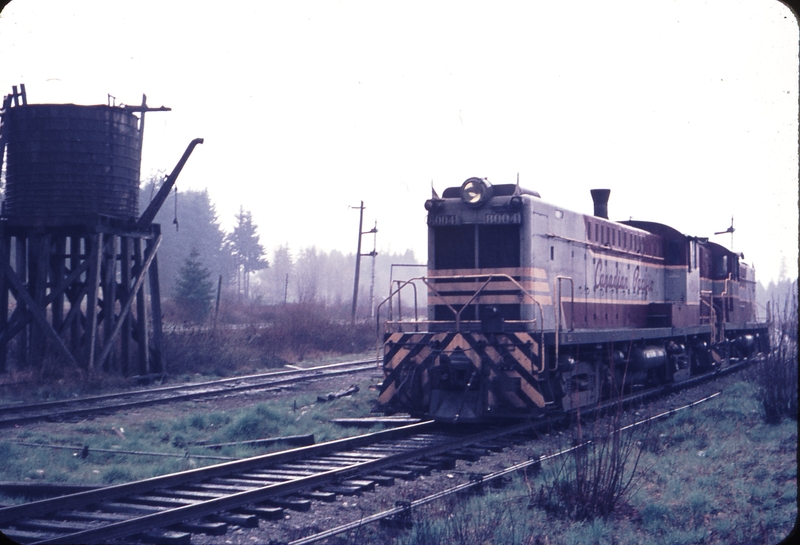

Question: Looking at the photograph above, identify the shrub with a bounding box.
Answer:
[161,328,259,376]
[532,372,650,521]
[161,301,374,377]
[753,285,798,424]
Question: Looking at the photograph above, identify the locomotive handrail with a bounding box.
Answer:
[554,276,575,372]
[387,263,427,320]
[420,273,544,332]
[375,278,424,365]
[420,275,495,331]
[700,290,718,343]
[380,273,543,329]
[375,279,421,334]
[392,279,421,324]
[376,273,546,371]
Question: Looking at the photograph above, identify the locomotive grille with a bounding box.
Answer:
[433,224,521,269]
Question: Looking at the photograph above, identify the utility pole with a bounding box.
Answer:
[350,202,378,325]
[368,220,378,318]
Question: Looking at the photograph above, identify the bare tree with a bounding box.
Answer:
[294,246,320,304]
[258,244,294,304]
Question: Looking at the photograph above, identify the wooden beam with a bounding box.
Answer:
[51,236,66,331]
[69,237,83,355]
[134,238,149,375]
[96,233,161,371]
[0,244,93,355]
[15,235,27,364]
[102,236,117,372]
[84,233,103,371]
[0,229,8,373]
[0,243,79,368]
[28,235,50,365]
[59,284,89,339]
[120,237,131,375]
[147,227,164,374]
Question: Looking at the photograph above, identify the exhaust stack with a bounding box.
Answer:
[590,189,610,219]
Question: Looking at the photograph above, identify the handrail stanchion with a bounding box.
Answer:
[554,276,574,372]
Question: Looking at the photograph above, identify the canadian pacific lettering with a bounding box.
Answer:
[592,261,653,294]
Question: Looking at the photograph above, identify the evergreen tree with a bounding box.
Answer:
[226,207,269,299]
[174,248,215,321]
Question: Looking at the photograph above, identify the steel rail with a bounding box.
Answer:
[0,358,373,412]
[289,391,724,545]
[0,359,375,427]
[0,421,434,526]
[5,421,539,545]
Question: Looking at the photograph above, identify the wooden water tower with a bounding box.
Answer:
[0,85,202,376]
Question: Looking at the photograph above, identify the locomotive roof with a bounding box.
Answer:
[620,220,686,240]
[704,239,746,260]
[441,183,541,199]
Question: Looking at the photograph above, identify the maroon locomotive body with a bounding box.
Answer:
[379,178,767,421]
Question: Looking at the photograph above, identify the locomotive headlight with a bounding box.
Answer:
[461,177,492,206]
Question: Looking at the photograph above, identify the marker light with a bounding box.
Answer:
[425,199,442,211]
[460,177,492,206]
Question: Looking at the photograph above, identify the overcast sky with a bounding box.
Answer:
[0,0,797,286]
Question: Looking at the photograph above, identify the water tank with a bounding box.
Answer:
[2,103,142,223]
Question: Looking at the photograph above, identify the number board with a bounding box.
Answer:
[428,214,457,226]
[484,212,521,225]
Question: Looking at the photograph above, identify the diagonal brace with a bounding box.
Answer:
[0,258,91,347]
[0,245,79,367]
[96,233,162,369]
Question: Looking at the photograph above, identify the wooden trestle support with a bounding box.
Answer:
[0,218,165,376]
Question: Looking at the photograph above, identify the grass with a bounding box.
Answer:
[361,376,796,545]
[0,375,381,488]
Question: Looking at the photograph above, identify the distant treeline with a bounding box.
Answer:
[141,177,421,320]
[756,276,798,322]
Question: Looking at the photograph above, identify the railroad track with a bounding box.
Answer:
[0,359,376,428]
[290,391,726,545]
[0,357,758,544]
[0,420,535,544]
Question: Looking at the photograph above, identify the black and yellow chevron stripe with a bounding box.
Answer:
[379,331,548,418]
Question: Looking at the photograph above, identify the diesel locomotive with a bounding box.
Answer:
[377,177,768,422]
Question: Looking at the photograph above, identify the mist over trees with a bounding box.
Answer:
[254,245,420,315]
[140,176,422,322]
[756,258,798,322]
[140,176,230,297]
